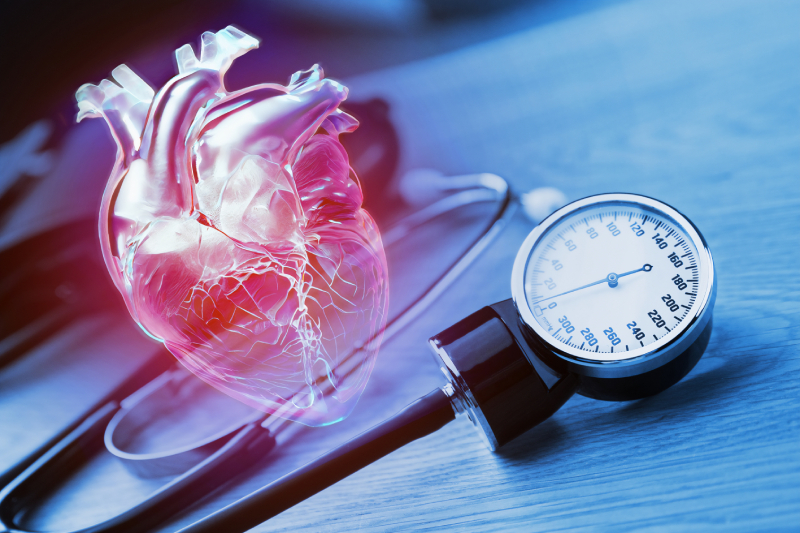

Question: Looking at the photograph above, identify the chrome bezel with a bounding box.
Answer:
[511,193,716,378]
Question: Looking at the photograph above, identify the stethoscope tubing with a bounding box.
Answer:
[0,178,519,533]
[178,389,456,533]
[0,348,172,490]
[0,401,273,533]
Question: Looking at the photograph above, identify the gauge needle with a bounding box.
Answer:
[533,263,652,304]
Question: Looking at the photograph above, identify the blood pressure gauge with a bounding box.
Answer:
[431,193,716,450]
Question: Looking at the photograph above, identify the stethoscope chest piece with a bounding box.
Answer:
[431,193,716,450]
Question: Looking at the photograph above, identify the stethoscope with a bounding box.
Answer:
[0,183,716,533]
[0,171,515,533]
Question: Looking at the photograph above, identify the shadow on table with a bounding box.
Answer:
[493,329,755,464]
[493,417,570,463]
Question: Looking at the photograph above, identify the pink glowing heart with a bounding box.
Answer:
[76,27,388,426]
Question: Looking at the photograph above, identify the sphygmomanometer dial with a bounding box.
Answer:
[512,193,715,380]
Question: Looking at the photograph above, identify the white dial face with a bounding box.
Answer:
[523,200,707,362]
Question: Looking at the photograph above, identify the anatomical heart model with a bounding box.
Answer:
[76,27,389,426]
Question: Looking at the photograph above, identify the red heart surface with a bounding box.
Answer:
[76,27,389,426]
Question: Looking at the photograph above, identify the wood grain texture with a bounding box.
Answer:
[1,0,798,531]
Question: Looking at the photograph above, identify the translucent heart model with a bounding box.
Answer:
[76,27,389,426]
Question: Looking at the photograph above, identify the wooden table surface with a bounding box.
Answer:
[1,0,798,531]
